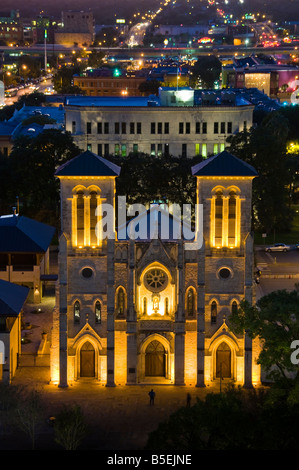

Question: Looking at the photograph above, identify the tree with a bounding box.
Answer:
[18,92,47,107]
[7,129,81,225]
[229,289,299,384]
[53,66,83,93]
[146,384,299,450]
[15,389,43,450]
[0,150,11,214]
[0,92,47,122]
[106,153,201,209]
[17,56,43,81]
[58,84,85,95]
[138,79,161,96]
[0,383,23,438]
[146,385,288,450]
[0,71,18,88]
[87,50,105,69]
[190,55,222,88]
[22,114,56,126]
[227,112,293,234]
[53,404,87,450]
[279,104,299,142]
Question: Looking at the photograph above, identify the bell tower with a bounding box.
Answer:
[50,150,120,387]
[191,151,259,387]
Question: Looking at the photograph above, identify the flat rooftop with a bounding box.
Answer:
[64,87,255,108]
[65,96,157,107]
[223,63,299,73]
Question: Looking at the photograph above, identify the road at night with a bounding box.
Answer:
[255,246,299,301]
[3,78,53,106]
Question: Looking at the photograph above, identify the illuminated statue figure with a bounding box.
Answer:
[153,296,160,314]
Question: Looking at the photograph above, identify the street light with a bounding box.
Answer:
[2,70,11,86]
[20,64,28,86]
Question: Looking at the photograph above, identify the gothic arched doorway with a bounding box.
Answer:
[80,341,95,377]
[145,340,166,377]
[216,342,231,378]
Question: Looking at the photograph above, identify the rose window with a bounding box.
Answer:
[144,268,168,293]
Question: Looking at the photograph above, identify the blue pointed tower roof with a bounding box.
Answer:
[191,151,258,177]
[55,150,121,177]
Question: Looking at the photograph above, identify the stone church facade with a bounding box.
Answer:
[50,149,261,388]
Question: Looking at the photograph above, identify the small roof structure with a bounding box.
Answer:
[0,214,55,253]
[55,150,121,177]
[191,151,258,178]
[0,279,29,316]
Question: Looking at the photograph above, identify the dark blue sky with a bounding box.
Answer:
[1,1,299,23]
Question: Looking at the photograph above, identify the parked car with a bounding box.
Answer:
[265,243,291,252]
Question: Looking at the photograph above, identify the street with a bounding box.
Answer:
[4,77,53,106]
[255,245,299,300]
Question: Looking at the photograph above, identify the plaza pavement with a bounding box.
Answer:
[11,366,220,450]
[13,290,220,451]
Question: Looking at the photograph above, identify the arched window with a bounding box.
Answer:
[211,301,217,324]
[143,297,147,315]
[116,287,125,317]
[74,300,80,323]
[231,300,238,315]
[211,187,241,248]
[215,190,223,243]
[90,191,98,246]
[95,300,101,323]
[187,288,195,317]
[228,190,236,244]
[76,190,84,246]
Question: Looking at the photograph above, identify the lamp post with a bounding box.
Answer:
[1,70,11,87]
[44,29,48,74]
[20,64,28,86]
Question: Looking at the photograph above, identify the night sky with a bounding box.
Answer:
[0,0,138,22]
[1,0,299,20]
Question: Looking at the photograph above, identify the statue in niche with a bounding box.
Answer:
[152,295,160,314]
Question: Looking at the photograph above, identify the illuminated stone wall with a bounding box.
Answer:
[50,305,60,384]
[114,326,127,385]
[184,326,197,385]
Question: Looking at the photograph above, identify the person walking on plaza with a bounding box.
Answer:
[186,393,191,407]
[149,389,155,406]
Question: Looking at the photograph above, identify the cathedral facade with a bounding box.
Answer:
[50,149,261,388]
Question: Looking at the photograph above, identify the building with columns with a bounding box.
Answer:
[50,149,261,387]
